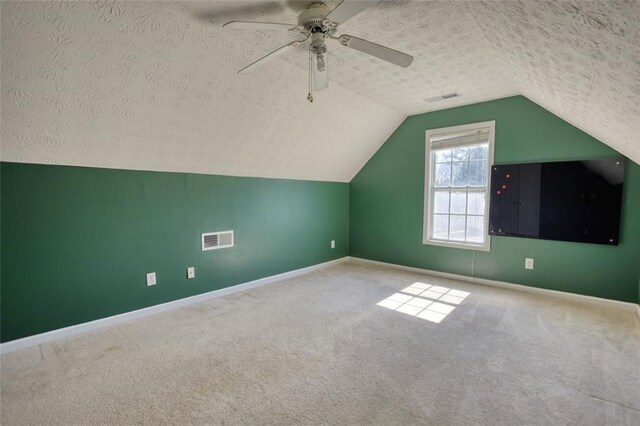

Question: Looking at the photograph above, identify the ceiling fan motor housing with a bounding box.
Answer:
[299,2,332,33]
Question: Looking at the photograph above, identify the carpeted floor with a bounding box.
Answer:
[2,260,639,425]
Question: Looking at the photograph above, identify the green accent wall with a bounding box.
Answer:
[1,163,349,342]
[350,96,640,303]
[2,96,638,344]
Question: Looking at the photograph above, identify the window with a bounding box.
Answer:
[423,121,495,251]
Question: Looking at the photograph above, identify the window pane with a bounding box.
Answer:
[433,214,449,240]
[450,190,466,214]
[450,215,466,241]
[435,149,452,163]
[434,163,451,187]
[451,162,469,186]
[469,160,487,187]
[478,161,487,186]
[469,144,488,160]
[467,191,485,215]
[466,216,485,243]
[468,160,480,186]
[452,147,469,162]
[434,190,450,214]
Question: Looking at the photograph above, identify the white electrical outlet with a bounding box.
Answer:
[525,258,534,270]
[146,272,157,286]
[331,240,336,249]
[187,267,195,279]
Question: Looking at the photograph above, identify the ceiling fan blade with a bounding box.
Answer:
[223,21,298,31]
[313,54,328,91]
[192,2,285,25]
[326,0,377,24]
[238,41,300,74]
[338,35,413,68]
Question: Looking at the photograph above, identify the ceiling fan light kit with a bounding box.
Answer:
[223,0,414,102]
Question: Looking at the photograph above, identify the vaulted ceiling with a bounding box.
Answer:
[2,1,639,182]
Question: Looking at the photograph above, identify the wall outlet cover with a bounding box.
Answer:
[146,272,157,286]
[525,258,534,270]
[187,267,195,279]
[331,240,336,249]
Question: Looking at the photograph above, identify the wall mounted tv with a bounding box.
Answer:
[489,158,625,245]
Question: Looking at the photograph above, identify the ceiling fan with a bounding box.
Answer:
[223,0,414,102]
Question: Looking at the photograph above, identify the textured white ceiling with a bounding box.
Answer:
[470,0,640,165]
[1,1,639,182]
[0,1,404,182]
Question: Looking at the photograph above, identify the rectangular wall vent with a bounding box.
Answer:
[425,92,461,102]
[201,230,234,251]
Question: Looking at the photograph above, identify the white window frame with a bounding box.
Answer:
[423,121,495,251]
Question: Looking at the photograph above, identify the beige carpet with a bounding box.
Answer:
[2,260,639,425]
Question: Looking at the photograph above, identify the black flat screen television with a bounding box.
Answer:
[489,158,625,245]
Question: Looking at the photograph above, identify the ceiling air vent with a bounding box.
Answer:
[425,92,461,102]
[201,230,234,251]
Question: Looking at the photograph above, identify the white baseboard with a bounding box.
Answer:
[348,257,639,314]
[0,257,349,355]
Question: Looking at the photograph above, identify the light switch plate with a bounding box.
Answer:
[331,240,336,249]
[146,272,157,286]
[187,267,195,279]
[525,258,534,270]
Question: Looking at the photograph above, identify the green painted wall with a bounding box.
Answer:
[350,96,640,303]
[2,96,638,344]
[1,163,349,342]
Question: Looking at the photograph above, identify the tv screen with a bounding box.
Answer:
[489,158,625,245]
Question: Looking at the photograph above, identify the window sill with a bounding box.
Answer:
[422,238,491,252]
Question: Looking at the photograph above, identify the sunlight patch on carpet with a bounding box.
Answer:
[376,282,470,323]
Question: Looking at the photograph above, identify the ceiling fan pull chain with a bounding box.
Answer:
[307,50,314,103]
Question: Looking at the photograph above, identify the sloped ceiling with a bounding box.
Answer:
[470,0,640,165]
[1,1,638,182]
